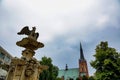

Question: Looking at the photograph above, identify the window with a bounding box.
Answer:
[0,52,5,59]
[4,56,10,63]
[0,61,2,65]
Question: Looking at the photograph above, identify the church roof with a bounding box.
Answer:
[58,68,79,80]
[80,43,85,60]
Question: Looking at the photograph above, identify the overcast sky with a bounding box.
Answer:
[0,0,120,75]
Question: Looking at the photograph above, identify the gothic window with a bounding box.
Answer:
[84,67,86,72]
[81,66,84,72]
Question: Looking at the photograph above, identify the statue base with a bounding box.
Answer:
[6,57,48,80]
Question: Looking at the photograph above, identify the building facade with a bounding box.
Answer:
[0,46,13,65]
[58,43,89,80]
[0,46,13,79]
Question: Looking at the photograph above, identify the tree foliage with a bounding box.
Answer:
[39,56,59,80]
[90,41,120,80]
[82,75,88,80]
[88,76,95,80]
[56,77,62,80]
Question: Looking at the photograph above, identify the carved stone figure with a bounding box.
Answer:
[17,26,39,40]
[25,58,37,77]
[6,26,48,80]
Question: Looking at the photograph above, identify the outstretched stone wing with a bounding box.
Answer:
[36,33,39,40]
[17,26,31,35]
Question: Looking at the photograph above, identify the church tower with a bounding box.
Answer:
[79,43,89,79]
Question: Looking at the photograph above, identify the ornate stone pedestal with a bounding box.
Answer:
[6,27,48,80]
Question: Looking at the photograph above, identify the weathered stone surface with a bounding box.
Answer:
[6,26,48,80]
[21,49,35,61]
[16,37,44,50]
[6,57,48,80]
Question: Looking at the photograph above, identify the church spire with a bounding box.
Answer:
[80,42,85,60]
[79,43,89,78]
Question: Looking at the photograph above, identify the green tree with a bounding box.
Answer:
[88,76,95,80]
[82,75,88,80]
[39,56,59,80]
[56,77,62,80]
[76,77,79,80]
[90,41,120,80]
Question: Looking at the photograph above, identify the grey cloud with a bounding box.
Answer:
[0,0,120,76]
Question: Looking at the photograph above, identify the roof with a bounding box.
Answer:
[80,43,85,60]
[58,68,79,80]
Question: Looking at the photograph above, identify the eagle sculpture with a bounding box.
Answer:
[17,26,39,40]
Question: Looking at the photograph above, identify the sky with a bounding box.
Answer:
[0,0,120,76]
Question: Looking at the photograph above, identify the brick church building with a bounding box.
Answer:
[58,43,89,80]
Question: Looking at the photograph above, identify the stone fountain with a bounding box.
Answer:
[6,26,48,80]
